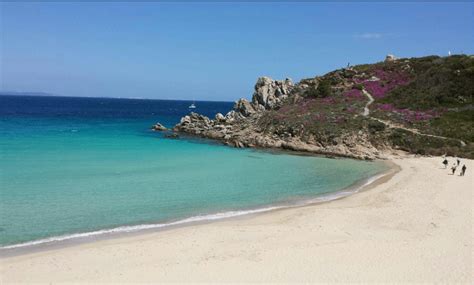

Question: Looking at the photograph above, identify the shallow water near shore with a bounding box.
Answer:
[0,95,387,249]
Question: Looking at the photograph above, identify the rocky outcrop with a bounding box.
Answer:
[169,55,474,160]
[173,77,293,137]
[173,112,233,140]
[252,77,294,110]
[218,77,295,120]
[151,122,167,131]
[172,74,386,160]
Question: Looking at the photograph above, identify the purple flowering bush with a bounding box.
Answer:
[373,103,445,124]
[354,68,411,98]
[343,89,364,99]
[261,88,367,135]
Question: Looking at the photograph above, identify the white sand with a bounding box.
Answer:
[1,156,472,283]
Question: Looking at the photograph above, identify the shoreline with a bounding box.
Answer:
[0,158,396,257]
[1,156,471,282]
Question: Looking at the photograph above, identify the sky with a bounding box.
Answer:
[1,2,473,101]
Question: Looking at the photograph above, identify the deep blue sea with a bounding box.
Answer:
[0,95,385,249]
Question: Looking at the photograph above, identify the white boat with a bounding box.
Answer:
[188,102,196,109]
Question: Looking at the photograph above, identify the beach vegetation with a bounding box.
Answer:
[258,55,474,158]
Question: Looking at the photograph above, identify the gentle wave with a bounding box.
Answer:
[1,170,391,251]
[0,206,283,250]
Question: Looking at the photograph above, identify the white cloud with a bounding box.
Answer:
[354,33,383,39]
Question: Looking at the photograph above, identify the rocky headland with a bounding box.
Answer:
[171,55,474,160]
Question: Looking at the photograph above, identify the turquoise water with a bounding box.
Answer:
[0,95,385,248]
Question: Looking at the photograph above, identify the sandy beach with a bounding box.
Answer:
[1,156,472,283]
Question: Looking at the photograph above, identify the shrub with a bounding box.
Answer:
[381,55,474,109]
[368,121,386,133]
[305,79,333,98]
[316,80,332,98]
[304,87,319,98]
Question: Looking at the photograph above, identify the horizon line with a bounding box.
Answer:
[0,93,235,103]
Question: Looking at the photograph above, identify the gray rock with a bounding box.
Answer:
[151,122,167,131]
[233,98,256,117]
[251,76,294,110]
[215,113,225,122]
[225,110,237,120]
[180,115,191,124]
[234,140,245,148]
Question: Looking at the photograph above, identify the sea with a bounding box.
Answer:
[0,95,387,249]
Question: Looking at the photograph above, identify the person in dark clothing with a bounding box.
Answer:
[457,159,460,166]
[461,165,467,176]
[443,159,448,169]
[451,164,457,175]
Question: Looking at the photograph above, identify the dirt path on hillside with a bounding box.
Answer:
[362,89,373,116]
[361,89,466,146]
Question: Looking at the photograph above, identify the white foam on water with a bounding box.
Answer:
[0,206,283,250]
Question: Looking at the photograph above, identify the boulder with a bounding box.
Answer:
[233,98,256,117]
[224,110,244,122]
[151,122,167,131]
[180,115,191,124]
[251,77,294,110]
[215,112,225,122]
[225,110,236,120]
[189,112,211,126]
[234,140,245,148]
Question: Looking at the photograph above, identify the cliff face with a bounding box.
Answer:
[174,55,474,159]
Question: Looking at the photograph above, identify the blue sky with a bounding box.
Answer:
[1,2,473,101]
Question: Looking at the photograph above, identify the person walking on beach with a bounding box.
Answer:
[451,164,457,175]
[443,158,448,169]
[457,158,460,166]
[461,165,467,176]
